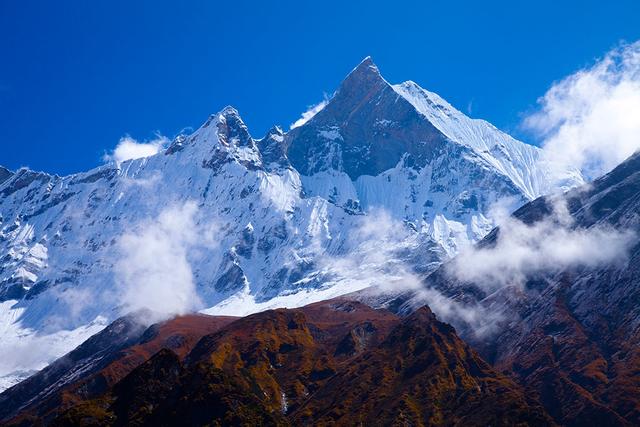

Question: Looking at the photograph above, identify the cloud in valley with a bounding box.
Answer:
[0,316,108,391]
[447,197,636,291]
[318,209,501,336]
[316,209,420,290]
[526,41,640,182]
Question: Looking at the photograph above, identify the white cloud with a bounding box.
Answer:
[0,313,108,391]
[121,171,162,189]
[319,209,414,288]
[0,202,218,388]
[526,41,640,181]
[114,201,217,322]
[447,197,636,291]
[290,95,330,129]
[103,134,169,164]
[314,209,500,336]
[42,286,98,331]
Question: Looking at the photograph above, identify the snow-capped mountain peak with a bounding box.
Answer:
[258,126,289,169]
[0,58,581,391]
[215,106,255,148]
[166,106,263,171]
[336,55,388,99]
[285,58,583,243]
[286,57,582,200]
[287,57,446,179]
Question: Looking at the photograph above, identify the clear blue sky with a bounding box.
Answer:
[1,0,639,175]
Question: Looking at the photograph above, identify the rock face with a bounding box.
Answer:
[287,57,564,200]
[1,299,551,426]
[0,57,580,390]
[417,152,640,426]
[287,57,448,179]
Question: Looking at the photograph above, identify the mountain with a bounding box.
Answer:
[0,57,580,390]
[1,299,551,426]
[288,57,563,198]
[0,312,237,424]
[406,151,640,425]
[285,57,582,255]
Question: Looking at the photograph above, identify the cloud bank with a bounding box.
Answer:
[114,201,217,322]
[527,41,640,181]
[318,210,500,336]
[104,134,169,164]
[447,197,636,291]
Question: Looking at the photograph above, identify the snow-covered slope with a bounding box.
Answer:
[393,81,557,200]
[0,57,580,390]
[286,57,583,253]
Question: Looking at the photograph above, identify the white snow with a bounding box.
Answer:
[393,81,585,198]
[318,127,342,141]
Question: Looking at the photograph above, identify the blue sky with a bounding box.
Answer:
[1,0,639,175]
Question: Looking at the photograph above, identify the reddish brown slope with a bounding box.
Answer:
[84,313,237,390]
[494,285,638,427]
[13,299,552,426]
[184,299,401,415]
[293,307,550,426]
[3,313,236,425]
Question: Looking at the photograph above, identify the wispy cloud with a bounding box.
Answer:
[446,196,636,291]
[466,98,474,115]
[103,134,169,164]
[290,95,330,129]
[314,209,501,336]
[114,201,217,323]
[526,40,640,182]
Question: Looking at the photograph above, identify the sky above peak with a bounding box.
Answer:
[1,0,640,175]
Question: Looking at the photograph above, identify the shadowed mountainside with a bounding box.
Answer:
[2,299,550,426]
[395,152,640,426]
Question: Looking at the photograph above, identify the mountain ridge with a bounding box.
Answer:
[0,57,581,391]
[395,150,640,425]
[0,298,552,426]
